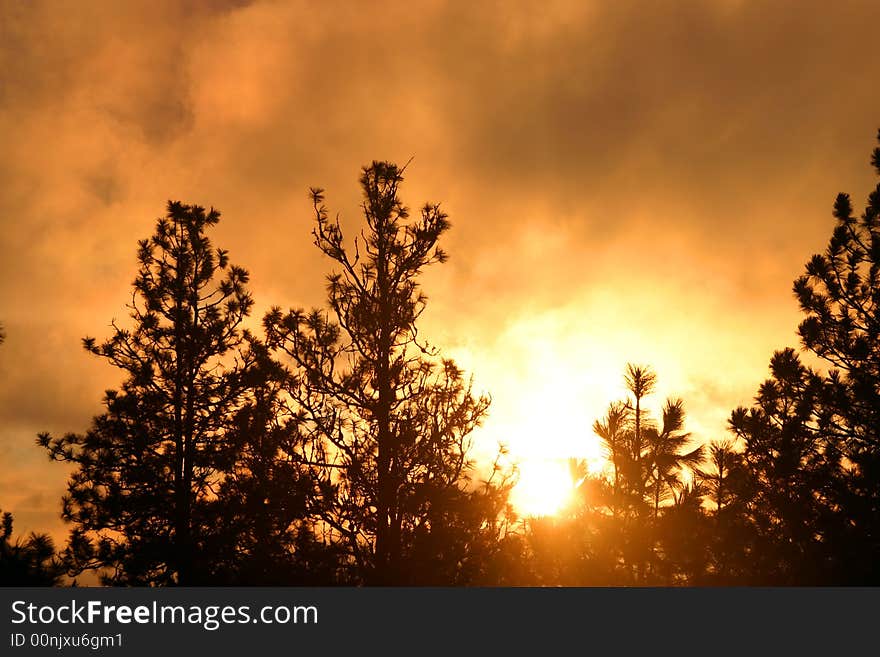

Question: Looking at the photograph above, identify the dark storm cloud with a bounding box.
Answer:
[2,0,880,538]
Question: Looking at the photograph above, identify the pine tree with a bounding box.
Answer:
[0,509,63,585]
[265,162,510,584]
[584,365,705,583]
[792,130,880,581]
[728,349,843,583]
[39,201,255,585]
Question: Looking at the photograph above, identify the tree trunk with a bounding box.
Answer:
[372,209,397,586]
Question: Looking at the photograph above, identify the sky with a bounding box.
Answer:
[2,0,880,535]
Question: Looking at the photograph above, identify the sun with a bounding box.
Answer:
[446,320,627,518]
[511,459,578,517]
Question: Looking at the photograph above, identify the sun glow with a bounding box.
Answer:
[511,459,578,517]
[440,291,746,517]
[443,309,648,518]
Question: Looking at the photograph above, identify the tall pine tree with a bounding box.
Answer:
[265,162,511,584]
[39,201,255,585]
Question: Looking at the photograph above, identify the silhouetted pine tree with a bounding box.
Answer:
[694,439,756,583]
[728,349,843,584]
[724,131,880,584]
[0,509,63,586]
[265,162,512,585]
[569,365,706,584]
[622,364,656,517]
[38,202,256,585]
[791,130,880,582]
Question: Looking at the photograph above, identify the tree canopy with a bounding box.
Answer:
[264,162,512,585]
[9,132,880,586]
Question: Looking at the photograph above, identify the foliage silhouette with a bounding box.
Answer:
[0,509,63,586]
[38,202,258,585]
[727,350,841,583]
[207,349,340,585]
[792,131,880,583]
[16,129,880,587]
[264,162,513,585]
[728,131,880,584]
[555,365,707,584]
